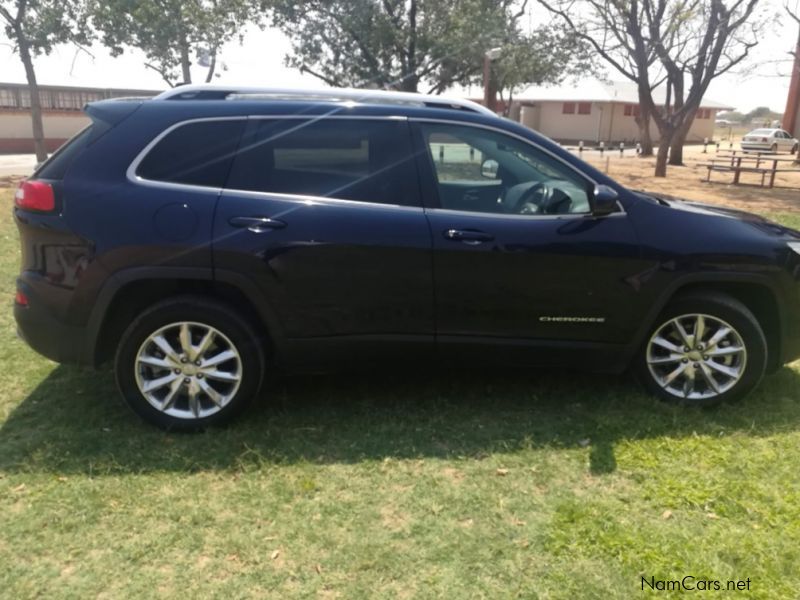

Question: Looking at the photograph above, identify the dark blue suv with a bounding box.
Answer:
[13,85,800,429]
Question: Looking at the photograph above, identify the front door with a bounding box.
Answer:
[412,121,644,355]
[213,116,434,366]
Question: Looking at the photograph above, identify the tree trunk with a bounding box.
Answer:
[18,35,47,163]
[205,50,217,83]
[635,113,654,156]
[668,117,695,166]
[398,74,418,93]
[635,84,654,156]
[180,42,192,84]
[654,135,672,177]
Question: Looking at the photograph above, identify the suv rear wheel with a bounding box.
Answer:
[637,292,767,407]
[115,296,264,430]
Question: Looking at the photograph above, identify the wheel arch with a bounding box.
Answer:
[628,274,785,373]
[88,267,284,366]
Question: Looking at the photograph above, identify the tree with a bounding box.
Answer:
[0,0,89,162]
[744,105,781,125]
[539,0,666,156]
[270,0,527,93]
[541,0,765,176]
[488,30,593,116]
[91,0,257,87]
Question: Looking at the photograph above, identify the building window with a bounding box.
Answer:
[623,104,641,117]
[696,108,711,119]
[577,102,591,115]
[562,102,575,114]
[0,89,16,108]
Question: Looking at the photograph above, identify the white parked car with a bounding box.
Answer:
[740,128,799,154]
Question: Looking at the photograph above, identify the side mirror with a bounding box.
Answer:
[592,184,619,216]
[480,159,499,179]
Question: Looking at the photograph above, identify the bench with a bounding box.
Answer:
[700,156,800,188]
[701,164,772,186]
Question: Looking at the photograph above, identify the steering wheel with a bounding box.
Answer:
[500,180,573,215]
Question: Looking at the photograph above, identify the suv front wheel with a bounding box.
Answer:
[637,292,767,407]
[115,296,264,430]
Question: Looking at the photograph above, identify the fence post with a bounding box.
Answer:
[599,141,604,157]
[703,137,708,153]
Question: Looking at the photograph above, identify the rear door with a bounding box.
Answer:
[213,116,434,367]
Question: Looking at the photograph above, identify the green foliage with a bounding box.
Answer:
[91,0,258,85]
[270,0,524,93]
[488,29,593,102]
[0,0,89,56]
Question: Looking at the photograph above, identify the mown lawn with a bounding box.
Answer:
[1,188,799,598]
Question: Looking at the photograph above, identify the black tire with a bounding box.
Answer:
[636,292,767,407]
[792,144,799,154]
[770,143,778,153]
[115,295,265,430]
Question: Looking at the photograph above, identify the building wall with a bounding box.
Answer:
[0,110,90,153]
[518,101,719,144]
[0,82,158,154]
[531,101,607,142]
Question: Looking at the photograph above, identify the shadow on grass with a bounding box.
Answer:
[1,363,799,476]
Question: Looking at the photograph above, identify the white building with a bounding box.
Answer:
[510,79,733,144]
[0,82,159,153]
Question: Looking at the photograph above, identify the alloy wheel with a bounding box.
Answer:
[646,313,747,401]
[134,321,243,419]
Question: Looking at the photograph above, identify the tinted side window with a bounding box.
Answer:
[227,119,419,206]
[137,120,246,187]
[35,125,93,180]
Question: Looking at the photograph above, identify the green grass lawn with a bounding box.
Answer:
[1,188,800,598]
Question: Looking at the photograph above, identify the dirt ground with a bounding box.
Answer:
[2,144,798,213]
[578,144,800,214]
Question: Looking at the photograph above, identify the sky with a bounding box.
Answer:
[1,1,798,114]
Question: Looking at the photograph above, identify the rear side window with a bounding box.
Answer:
[226,119,419,206]
[35,125,94,180]
[136,119,246,187]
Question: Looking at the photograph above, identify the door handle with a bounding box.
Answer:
[228,216,286,233]
[443,229,494,244]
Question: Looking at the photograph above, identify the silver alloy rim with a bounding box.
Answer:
[134,321,243,420]
[646,313,747,400]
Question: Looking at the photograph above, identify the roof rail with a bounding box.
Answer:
[153,84,495,116]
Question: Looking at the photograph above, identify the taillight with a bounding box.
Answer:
[761,137,768,142]
[15,180,55,212]
[14,290,29,307]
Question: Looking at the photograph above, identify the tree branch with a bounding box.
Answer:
[144,61,176,87]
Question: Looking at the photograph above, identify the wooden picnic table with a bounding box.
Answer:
[700,154,800,188]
